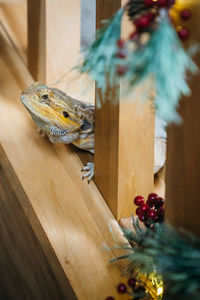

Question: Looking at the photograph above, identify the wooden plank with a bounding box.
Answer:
[45,0,81,86]
[95,0,155,220]
[27,0,46,82]
[0,21,33,90]
[165,0,200,236]
[0,0,27,64]
[0,23,127,300]
[27,0,95,101]
[0,159,75,300]
[27,0,89,96]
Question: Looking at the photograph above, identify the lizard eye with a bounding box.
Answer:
[63,111,69,118]
[41,94,49,101]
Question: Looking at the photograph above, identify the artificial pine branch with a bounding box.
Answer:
[124,9,198,123]
[113,217,200,299]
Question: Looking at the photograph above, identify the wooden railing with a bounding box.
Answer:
[27,0,155,220]
[0,0,200,299]
[26,0,200,234]
[165,0,200,237]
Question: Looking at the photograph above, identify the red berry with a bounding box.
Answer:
[140,204,149,213]
[144,0,154,6]
[116,50,126,59]
[181,9,192,20]
[148,209,157,219]
[136,207,142,216]
[139,214,146,222]
[148,193,159,204]
[157,206,165,217]
[134,13,154,30]
[146,12,155,22]
[139,15,151,28]
[146,199,152,207]
[105,297,115,300]
[157,0,168,7]
[134,196,145,206]
[128,277,136,288]
[178,27,189,39]
[117,39,125,48]
[116,65,128,76]
[156,197,165,207]
[134,19,141,29]
[117,283,127,294]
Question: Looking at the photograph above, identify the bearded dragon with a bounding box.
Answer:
[21,82,166,182]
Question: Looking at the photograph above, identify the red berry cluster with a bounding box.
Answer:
[116,1,192,77]
[133,0,175,33]
[105,277,146,300]
[116,0,177,77]
[134,193,165,226]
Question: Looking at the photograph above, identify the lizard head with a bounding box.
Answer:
[21,82,85,136]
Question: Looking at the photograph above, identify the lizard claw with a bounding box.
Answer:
[81,162,94,183]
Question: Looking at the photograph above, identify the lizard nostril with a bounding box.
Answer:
[63,111,69,118]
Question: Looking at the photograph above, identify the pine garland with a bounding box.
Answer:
[124,10,198,123]
[112,217,200,300]
[77,2,198,123]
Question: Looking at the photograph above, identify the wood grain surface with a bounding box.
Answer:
[0,159,75,300]
[0,0,27,64]
[165,0,200,236]
[0,22,128,300]
[94,0,155,220]
[28,0,46,82]
[27,0,95,102]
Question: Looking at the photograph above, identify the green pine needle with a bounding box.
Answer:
[78,8,124,94]
[77,7,198,124]
[124,10,198,123]
[115,217,200,299]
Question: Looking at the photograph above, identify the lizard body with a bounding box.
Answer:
[21,82,166,181]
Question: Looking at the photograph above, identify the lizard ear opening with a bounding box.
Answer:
[63,111,69,118]
[81,120,92,132]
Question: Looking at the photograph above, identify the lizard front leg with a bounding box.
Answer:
[81,162,94,183]
[73,134,95,183]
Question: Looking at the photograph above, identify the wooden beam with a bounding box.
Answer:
[27,0,94,164]
[27,0,46,82]
[165,0,200,236]
[27,0,81,89]
[0,23,127,300]
[94,0,155,220]
[0,155,76,300]
[0,0,27,65]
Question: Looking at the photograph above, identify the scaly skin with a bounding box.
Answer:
[21,82,95,181]
[21,82,166,182]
